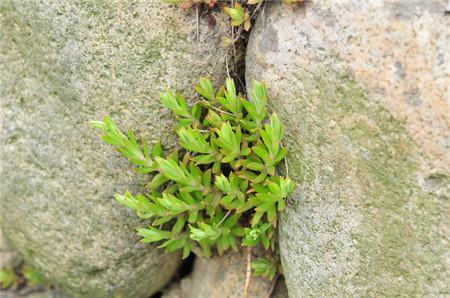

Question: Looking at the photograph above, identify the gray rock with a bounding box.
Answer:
[163,250,288,298]
[0,1,229,297]
[0,288,68,298]
[246,1,450,297]
[0,230,21,269]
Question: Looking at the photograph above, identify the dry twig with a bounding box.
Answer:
[196,4,200,42]
[243,246,252,298]
[265,273,280,298]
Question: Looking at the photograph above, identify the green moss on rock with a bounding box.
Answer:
[246,3,449,296]
[0,1,230,297]
[259,67,448,297]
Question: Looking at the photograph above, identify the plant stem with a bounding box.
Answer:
[198,101,233,116]
[217,209,232,226]
[280,141,289,177]
[243,246,252,298]
[196,4,200,42]
[265,272,280,298]
[250,0,264,19]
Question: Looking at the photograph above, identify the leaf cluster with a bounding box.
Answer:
[0,265,46,290]
[251,257,278,280]
[92,78,295,262]
[0,268,16,289]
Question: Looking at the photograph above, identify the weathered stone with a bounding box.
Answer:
[0,1,229,297]
[0,230,21,269]
[246,1,449,297]
[162,251,288,298]
[0,288,68,298]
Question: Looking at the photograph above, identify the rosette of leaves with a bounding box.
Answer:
[92,78,295,264]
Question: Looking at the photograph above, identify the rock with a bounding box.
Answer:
[0,230,21,269]
[162,251,288,298]
[0,1,229,297]
[0,288,68,298]
[246,1,449,297]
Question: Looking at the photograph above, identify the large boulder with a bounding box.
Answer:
[0,1,229,297]
[246,1,449,297]
[162,251,288,298]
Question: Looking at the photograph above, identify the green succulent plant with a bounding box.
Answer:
[92,78,295,263]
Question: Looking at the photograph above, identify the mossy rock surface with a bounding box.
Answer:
[246,1,449,297]
[0,1,229,297]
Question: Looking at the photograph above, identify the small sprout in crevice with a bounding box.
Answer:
[224,3,251,31]
[0,265,47,290]
[22,266,46,287]
[0,268,18,289]
[92,77,295,279]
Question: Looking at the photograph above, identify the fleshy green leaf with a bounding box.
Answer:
[138,227,172,243]
[0,268,18,289]
[115,192,154,219]
[91,116,154,172]
[189,223,221,242]
[252,258,277,280]
[217,78,242,115]
[23,266,46,286]
[223,3,245,27]
[156,157,186,182]
[178,127,211,153]
[215,122,241,156]
[195,77,215,101]
[160,89,190,118]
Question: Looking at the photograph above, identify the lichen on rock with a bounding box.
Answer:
[0,1,230,297]
[246,1,450,297]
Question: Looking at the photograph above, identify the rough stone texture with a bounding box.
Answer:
[247,1,449,297]
[1,291,52,298]
[1,288,68,298]
[1,230,67,298]
[0,230,21,269]
[0,1,229,297]
[162,251,288,298]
